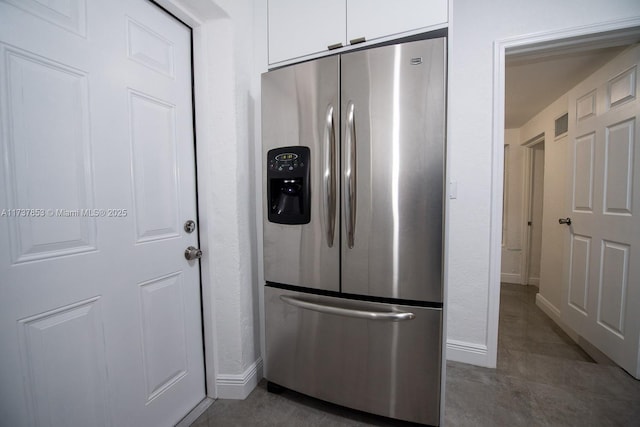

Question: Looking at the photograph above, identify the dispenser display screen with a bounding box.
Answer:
[269,152,304,172]
[275,153,298,162]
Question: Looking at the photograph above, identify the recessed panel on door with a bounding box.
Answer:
[604,119,634,215]
[597,241,629,337]
[572,133,595,212]
[129,90,180,243]
[126,17,175,78]
[569,234,590,314]
[18,298,109,427]
[139,272,188,402]
[2,46,96,263]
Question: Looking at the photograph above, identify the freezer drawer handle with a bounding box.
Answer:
[280,295,415,322]
[344,101,357,248]
[323,104,337,247]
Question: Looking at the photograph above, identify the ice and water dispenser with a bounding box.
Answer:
[266,146,311,224]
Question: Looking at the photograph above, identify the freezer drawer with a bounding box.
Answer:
[265,286,442,426]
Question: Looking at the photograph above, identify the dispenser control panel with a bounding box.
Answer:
[266,146,310,225]
[269,152,305,172]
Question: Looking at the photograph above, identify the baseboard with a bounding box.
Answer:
[535,293,578,342]
[216,357,263,400]
[446,339,489,366]
[175,397,214,427]
[500,273,522,284]
[527,277,540,286]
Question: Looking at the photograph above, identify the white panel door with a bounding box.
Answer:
[0,0,205,426]
[562,45,640,378]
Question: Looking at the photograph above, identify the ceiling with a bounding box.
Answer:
[504,29,640,129]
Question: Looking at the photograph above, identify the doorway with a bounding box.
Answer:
[495,24,640,375]
[524,137,545,287]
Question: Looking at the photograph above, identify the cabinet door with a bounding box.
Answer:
[347,0,447,44]
[268,0,346,64]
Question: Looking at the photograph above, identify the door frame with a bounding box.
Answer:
[488,17,640,367]
[150,0,230,400]
[520,133,545,286]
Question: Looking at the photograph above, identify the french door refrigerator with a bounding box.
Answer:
[262,37,446,426]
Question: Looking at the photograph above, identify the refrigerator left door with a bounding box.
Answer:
[262,56,340,292]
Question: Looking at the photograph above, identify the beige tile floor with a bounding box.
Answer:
[190,284,640,426]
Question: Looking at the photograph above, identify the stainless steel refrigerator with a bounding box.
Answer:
[262,37,446,426]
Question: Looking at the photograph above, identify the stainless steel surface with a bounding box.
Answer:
[341,38,446,302]
[279,295,415,321]
[322,105,336,248]
[327,42,343,50]
[262,37,446,426]
[262,56,340,292]
[559,217,572,226]
[184,246,202,260]
[266,286,442,426]
[184,220,196,233]
[344,101,357,249]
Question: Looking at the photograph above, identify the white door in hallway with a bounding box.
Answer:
[562,45,640,378]
[527,141,545,285]
[0,0,205,425]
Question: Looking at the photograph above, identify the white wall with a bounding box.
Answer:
[159,0,268,398]
[447,0,640,367]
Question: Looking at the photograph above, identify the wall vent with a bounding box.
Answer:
[555,113,568,138]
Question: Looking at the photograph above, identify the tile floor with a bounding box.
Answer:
[190,284,640,426]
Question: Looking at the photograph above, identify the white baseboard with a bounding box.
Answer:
[216,357,263,400]
[500,273,521,284]
[175,397,214,427]
[528,276,540,286]
[535,293,578,342]
[446,339,490,366]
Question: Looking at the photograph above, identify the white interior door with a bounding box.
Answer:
[527,142,545,285]
[562,45,640,378]
[0,0,206,425]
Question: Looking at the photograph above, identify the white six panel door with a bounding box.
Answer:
[563,45,640,378]
[0,0,205,425]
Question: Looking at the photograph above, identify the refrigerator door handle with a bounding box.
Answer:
[323,104,337,247]
[344,101,357,248]
[280,295,416,321]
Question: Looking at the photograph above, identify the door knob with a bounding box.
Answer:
[184,246,202,261]
[558,217,572,226]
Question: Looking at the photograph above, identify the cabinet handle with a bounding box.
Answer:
[327,42,343,50]
[349,37,366,45]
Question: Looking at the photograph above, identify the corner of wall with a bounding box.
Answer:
[446,339,491,367]
[216,358,264,400]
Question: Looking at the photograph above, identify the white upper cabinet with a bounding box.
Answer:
[347,0,447,44]
[268,0,346,65]
[267,0,448,65]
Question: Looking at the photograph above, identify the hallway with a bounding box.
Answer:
[190,284,640,426]
[446,284,640,425]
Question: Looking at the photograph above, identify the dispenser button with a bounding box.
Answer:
[288,166,293,171]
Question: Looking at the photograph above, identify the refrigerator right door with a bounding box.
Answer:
[341,38,446,302]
